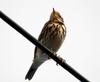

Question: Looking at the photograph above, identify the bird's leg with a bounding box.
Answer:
[48,53,57,59]
[48,48,56,59]
[56,55,66,66]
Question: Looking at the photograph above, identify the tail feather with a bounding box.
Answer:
[25,63,37,80]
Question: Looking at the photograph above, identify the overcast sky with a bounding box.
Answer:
[0,0,100,82]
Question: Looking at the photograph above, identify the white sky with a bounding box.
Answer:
[0,0,100,82]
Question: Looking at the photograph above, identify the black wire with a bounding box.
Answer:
[0,11,89,82]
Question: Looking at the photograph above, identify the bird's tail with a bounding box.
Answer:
[25,63,37,80]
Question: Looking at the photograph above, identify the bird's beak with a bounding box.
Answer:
[53,8,55,13]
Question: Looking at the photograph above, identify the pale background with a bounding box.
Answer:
[0,0,100,82]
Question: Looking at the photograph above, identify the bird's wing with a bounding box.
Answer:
[34,21,50,58]
[34,21,55,58]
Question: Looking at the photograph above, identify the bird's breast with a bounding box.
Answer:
[43,23,66,52]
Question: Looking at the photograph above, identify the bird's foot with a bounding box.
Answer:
[56,55,66,66]
[48,51,56,59]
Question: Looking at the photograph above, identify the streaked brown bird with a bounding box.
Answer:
[25,8,66,80]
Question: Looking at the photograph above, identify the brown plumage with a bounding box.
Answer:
[25,8,66,80]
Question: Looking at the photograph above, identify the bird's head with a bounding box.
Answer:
[50,8,64,23]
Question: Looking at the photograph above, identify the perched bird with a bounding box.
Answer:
[25,8,66,80]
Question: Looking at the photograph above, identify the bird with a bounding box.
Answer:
[25,8,66,80]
